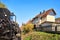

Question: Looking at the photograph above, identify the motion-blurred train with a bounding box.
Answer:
[0,3,21,40]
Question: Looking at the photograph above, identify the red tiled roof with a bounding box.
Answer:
[41,9,56,18]
[31,13,43,21]
[31,9,56,21]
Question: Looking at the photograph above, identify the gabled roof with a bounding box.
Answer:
[31,9,56,21]
[32,13,43,21]
[41,9,56,18]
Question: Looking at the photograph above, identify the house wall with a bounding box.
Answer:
[40,24,60,32]
[46,24,60,32]
[47,15,55,22]
[56,25,60,31]
[41,25,56,32]
[32,18,38,24]
[52,24,56,31]
[52,27,55,31]
[32,14,55,25]
[41,15,55,24]
[57,26,60,31]
[38,17,41,25]
[32,17,41,25]
[41,17,47,23]
[42,23,51,27]
[42,27,52,31]
[41,23,57,32]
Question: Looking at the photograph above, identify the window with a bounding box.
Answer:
[49,11,55,16]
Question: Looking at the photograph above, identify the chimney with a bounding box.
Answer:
[40,12,42,14]
[43,10,45,13]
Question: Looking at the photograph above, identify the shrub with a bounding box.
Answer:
[22,23,34,34]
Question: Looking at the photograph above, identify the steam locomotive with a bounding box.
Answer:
[0,8,21,40]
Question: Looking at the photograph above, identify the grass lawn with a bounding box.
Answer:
[23,31,60,40]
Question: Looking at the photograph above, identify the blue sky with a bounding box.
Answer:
[2,0,60,26]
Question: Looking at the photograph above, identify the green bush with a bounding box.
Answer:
[23,32,60,40]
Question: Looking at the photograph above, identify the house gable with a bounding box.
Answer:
[48,10,56,16]
[41,9,56,18]
[49,11,55,16]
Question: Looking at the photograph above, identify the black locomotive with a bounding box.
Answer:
[0,3,21,40]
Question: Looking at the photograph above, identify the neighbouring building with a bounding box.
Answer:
[27,9,60,33]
